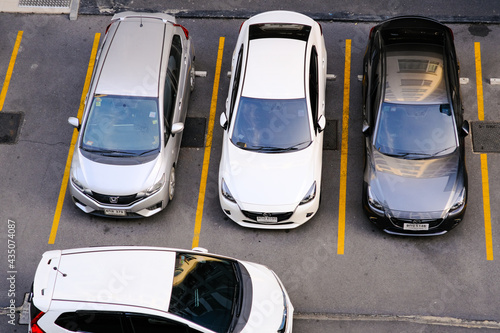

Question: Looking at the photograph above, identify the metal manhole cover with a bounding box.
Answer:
[471,121,500,153]
[0,112,23,144]
[181,117,206,148]
[19,0,70,7]
[323,119,338,150]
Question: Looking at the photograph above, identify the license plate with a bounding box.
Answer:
[403,223,429,231]
[257,216,278,223]
[104,209,126,216]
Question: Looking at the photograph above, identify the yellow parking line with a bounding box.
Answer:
[475,42,494,260]
[48,33,101,244]
[481,154,493,260]
[192,37,225,249]
[0,31,23,112]
[474,42,484,121]
[337,39,351,255]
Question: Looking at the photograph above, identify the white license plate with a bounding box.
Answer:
[257,216,278,223]
[403,223,429,231]
[104,209,126,216]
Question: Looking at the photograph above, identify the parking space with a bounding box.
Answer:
[0,13,499,332]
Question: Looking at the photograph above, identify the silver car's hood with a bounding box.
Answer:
[369,150,461,214]
[72,149,162,195]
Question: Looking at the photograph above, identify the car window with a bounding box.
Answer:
[55,312,124,333]
[81,95,160,154]
[228,46,244,126]
[375,102,457,156]
[169,253,239,333]
[128,314,201,333]
[163,35,183,143]
[309,46,319,130]
[231,97,311,151]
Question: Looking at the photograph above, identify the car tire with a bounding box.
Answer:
[168,166,176,202]
[189,63,195,92]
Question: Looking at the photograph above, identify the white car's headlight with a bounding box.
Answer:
[221,178,236,203]
[299,182,316,205]
[138,173,165,198]
[71,177,91,195]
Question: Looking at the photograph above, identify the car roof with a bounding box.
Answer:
[383,43,448,104]
[95,16,170,97]
[34,247,176,312]
[242,37,306,99]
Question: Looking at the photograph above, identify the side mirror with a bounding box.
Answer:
[461,120,469,136]
[68,117,80,130]
[171,122,184,137]
[362,121,371,136]
[317,115,326,133]
[220,112,228,130]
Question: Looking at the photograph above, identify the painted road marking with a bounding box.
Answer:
[474,42,493,261]
[0,31,23,112]
[48,33,101,244]
[338,39,351,255]
[192,37,225,249]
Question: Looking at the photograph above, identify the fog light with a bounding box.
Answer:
[224,209,231,215]
[306,212,313,217]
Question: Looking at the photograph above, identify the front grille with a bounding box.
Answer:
[90,192,140,205]
[241,211,293,223]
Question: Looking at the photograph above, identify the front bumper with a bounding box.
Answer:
[219,192,320,229]
[69,180,168,218]
[362,189,466,236]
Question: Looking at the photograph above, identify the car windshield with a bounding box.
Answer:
[169,253,240,333]
[81,95,160,156]
[230,97,311,151]
[375,102,457,157]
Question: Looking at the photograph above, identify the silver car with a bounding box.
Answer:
[68,12,195,217]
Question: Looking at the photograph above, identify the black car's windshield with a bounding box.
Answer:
[169,253,240,333]
[81,95,160,156]
[375,102,457,157]
[230,97,311,151]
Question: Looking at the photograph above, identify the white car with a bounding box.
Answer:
[28,246,293,333]
[219,11,327,229]
[68,12,195,218]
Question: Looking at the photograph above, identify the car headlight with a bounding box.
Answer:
[449,188,466,215]
[299,182,316,205]
[221,178,236,203]
[138,173,165,198]
[71,177,91,195]
[367,186,384,213]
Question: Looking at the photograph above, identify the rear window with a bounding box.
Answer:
[249,23,311,41]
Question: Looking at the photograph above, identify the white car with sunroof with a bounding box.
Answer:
[219,11,327,229]
[28,246,293,333]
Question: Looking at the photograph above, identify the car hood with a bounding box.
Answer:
[369,150,463,215]
[72,149,162,195]
[221,142,317,211]
[239,261,291,333]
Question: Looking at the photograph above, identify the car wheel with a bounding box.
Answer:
[189,63,195,92]
[168,166,176,201]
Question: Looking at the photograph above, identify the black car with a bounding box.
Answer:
[361,16,469,236]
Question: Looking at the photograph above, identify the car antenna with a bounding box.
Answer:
[140,15,143,28]
[53,267,67,277]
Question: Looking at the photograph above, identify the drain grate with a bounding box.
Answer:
[323,119,338,150]
[19,0,70,7]
[181,117,206,148]
[0,112,23,144]
[471,121,500,153]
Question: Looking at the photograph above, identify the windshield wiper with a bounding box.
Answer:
[383,151,432,159]
[138,148,159,156]
[430,146,456,157]
[81,147,137,156]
